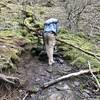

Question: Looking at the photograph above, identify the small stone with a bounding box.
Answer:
[56,84,70,91]
[32,85,40,93]
[46,65,53,73]
[82,91,90,98]
[83,89,90,94]
[36,77,40,81]
[30,94,36,100]
[74,81,80,86]
[19,89,23,93]
[63,84,70,90]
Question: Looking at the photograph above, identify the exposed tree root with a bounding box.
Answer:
[0,73,20,85]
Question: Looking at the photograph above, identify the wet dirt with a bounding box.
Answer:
[15,45,74,100]
[14,45,78,100]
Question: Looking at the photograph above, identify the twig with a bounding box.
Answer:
[22,92,29,100]
[43,68,99,88]
[88,61,100,91]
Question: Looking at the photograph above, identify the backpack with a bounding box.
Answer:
[44,18,59,34]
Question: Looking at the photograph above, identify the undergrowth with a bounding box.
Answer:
[58,28,100,70]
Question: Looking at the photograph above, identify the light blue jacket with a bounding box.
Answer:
[44,18,59,33]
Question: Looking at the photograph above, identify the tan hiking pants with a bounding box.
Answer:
[44,32,56,65]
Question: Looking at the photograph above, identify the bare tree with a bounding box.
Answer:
[63,0,100,36]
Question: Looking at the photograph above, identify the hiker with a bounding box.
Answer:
[43,18,59,66]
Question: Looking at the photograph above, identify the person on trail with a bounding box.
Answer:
[43,17,59,66]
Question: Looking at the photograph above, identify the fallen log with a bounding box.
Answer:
[56,38,100,61]
[43,68,100,88]
[0,73,19,85]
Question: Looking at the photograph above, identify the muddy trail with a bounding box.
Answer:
[0,44,100,100]
[16,45,76,100]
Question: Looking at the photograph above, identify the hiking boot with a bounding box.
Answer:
[46,65,53,73]
[52,62,56,67]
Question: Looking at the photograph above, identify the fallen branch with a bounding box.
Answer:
[0,73,19,85]
[88,61,100,91]
[43,68,100,88]
[22,92,29,100]
[56,38,100,61]
[0,2,11,10]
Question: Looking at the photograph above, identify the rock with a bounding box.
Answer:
[82,92,90,98]
[56,84,70,91]
[83,89,91,94]
[82,89,91,98]
[30,94,36,100]
[56,84,76,100]
[38,83,76,100]
[40,92,64,100]
[47,92,64,100]
[32,85,40,93]
[74,81,80,86]
[39,90,76,100]
[38,92,65,100]
[46,65,53,73]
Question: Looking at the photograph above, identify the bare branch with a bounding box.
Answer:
[88,61,100,91]
[43,68,99,88]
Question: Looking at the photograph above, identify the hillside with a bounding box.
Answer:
[0,0,100,100]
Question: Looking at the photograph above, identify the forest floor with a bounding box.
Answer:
[0,44,100,100]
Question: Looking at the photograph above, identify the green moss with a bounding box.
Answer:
[58,28,100,69]
[0,30,22,37]
[20,29,28,36]
[35,19,44,29]
[39,11,45,15]
[0,47,20,71]
[0,29,38,44]
[25,33,38,43]
[0,29,31,71]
